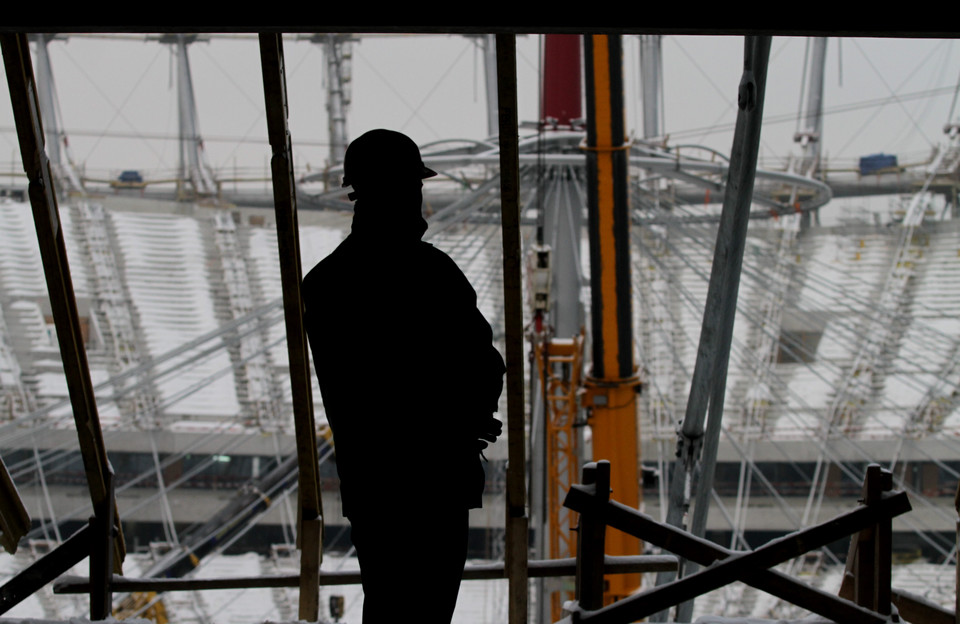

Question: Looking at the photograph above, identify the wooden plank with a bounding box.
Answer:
[298,515,321,618]
[872,466,892,616]
[496,33,528,624]
[54,556,678,594]
[856,465,881,610]
[567,490,910,624]
[257,33,322,623]
[891,587,956,624]
[841,464,896,616]
[839,522,858,601]
[89,469,116,620]
[576,462,610,611]
[0,32,125,569]
[0,453,30,555]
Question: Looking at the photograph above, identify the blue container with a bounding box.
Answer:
[859,153,898,175]
[118,170,143,183]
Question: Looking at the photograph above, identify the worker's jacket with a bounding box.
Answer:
[302,203,505,518]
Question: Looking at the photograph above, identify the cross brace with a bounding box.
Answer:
[564,480,910,624]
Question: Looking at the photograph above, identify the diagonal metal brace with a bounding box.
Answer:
[0,472,119,618]
[565,486,910,624]
[0,524,92,615]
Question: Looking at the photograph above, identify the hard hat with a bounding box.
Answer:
[342,129,437,188]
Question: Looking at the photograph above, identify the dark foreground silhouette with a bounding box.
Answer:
[302,129,505,623]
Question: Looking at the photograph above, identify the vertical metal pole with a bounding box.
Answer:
[483,34,499,139]
[582,33,641,605]
[32,36,64,175]
[544,174,585,338]
[639,35,663,140]
[660,36,771,624]
[796,37,828,228]
[258,33,322,623]
[166,34,215,198]
[497,33,529,624]
[29,32,87,200]
[323,34,351,167]
[797,37,828,167]
[177,37,197,195]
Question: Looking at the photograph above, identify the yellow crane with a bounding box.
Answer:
[532,33,642,618]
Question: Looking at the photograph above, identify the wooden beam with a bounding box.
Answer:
[496,33,528,624]
[54,555,678,594]
[891,587,956,624]
[258,32,322,623]
[565,486,886,624]
[0,31,124,569]
[88,469,116,619]
[576,461,610,611]
[840,465,894,610]
[0,524,92,615]
[566,486,910,624]
[0,453,30,555]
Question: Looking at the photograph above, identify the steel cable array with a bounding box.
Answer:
[632,210,959,578]
[633,227,957,606]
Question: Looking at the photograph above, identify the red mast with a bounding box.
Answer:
[541,34,582,128]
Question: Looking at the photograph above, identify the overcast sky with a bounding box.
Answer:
[0,34,957,183]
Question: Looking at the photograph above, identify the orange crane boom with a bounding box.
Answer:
[582,33,642,605]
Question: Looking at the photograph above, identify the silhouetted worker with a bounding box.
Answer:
[302,129,505,623]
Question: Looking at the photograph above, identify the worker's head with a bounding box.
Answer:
[342,129,437,202]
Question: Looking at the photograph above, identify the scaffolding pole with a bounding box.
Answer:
[654,35,771,623]
[258,33,323,623]
[1,32,125,571]
[497,33,529,624]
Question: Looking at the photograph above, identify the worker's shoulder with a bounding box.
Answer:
[303,236,353,286]
[415,242,478,303]
[302,255,332,286]
[417,241,463,272]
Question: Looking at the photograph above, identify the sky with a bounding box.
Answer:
[0,34,957,187]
